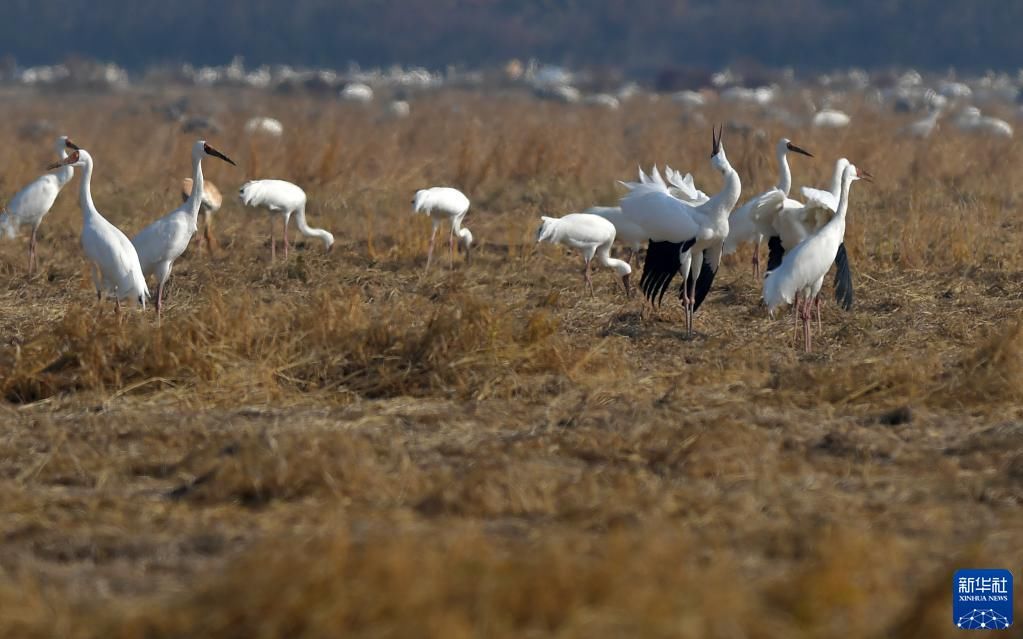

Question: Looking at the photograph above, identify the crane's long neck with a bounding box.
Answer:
[293,202,334,248]
[597,243,630,276]
[78,157,99,221]
[704,164,742,220]
[776,148,792,195]
[55,146,74,188]
[186,154,204,223]
[829,163,845,199]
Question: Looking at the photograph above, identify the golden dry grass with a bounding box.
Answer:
[0,87,1021,638]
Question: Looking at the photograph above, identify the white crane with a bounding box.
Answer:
[181,176,223,254]
[411,187,473,271]
[620,126,742,335]
[238,180,335,260]
[50,149,148,310]
[133,141,236,319]
[723,138,813,278]
[0,136,79,275]
[536,213,631,296]
[954,107,1013,138]
[763,163,868,352]
[899,108,942,139]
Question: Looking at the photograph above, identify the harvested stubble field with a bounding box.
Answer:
[0,87,1021,638]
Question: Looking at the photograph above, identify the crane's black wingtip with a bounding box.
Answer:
[834,242,854,311]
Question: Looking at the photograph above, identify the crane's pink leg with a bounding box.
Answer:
[425,226,438,272]
[270,217,276,261]
[583,256,594,297]
[28,226,38,275]
[800,294,814,352]
[815,296,822,333]
[752,243,760,280]
[155,281,164,323]
[283,215,290,260]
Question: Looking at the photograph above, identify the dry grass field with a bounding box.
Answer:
[0,87,1021,638]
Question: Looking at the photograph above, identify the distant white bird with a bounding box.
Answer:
[181,176,223,255]
[620,126,741,335]
[0,136,79,274]
[900,108,942,139]
[955,106,1013,138]
[763,163,868,352]
[340,83,374,103]
[723,138,813,278]
[51,149,148,310]
[133,141,235,319]
[244,116,284,137]
[812,109,851,128]
[238,180,335,260]
[536,213,631,296]
[412,187,474,271]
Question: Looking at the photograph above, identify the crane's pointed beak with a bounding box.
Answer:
[860,170,874,182]
[204,143,237,166]
[786,142,813,157]
[711,125,722,157]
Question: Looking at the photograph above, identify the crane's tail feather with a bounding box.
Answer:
[765,235,785,273]
[833,242,854,310]
[640,240,685,306]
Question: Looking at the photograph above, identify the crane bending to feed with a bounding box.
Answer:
[763,163,869,352]
[181,176,224,255]
[0,136,80,275]
[133,140,236,319]
[536,212,631,297]
[238,179,335,260]
[51,148,148,310]
[620,125,741,336]
[412,186,473,271]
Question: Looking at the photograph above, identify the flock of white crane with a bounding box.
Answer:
[0,128,863,351]
[0,137,335,320]
[534,126,869,352]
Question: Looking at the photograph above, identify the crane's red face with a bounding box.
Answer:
[65,138,80,151]
[48,150,79,170]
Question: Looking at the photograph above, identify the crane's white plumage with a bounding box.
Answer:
[536,213,631,296]
[0,136,78,274]
[620,126,741,335]
[763,163,866,351]
[239,179,335,260]
[584,205,645,263]
[182,176,223,254]
[724,138,813,278]
[412,186,473,270]
[54,149,148,308]
[133,140,235,318]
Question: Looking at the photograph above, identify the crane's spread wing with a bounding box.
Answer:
[619,184,702,242]
[833,242,854,310]
[641,238,695,306]
[664,166,710,205]
[800,187,838,212]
